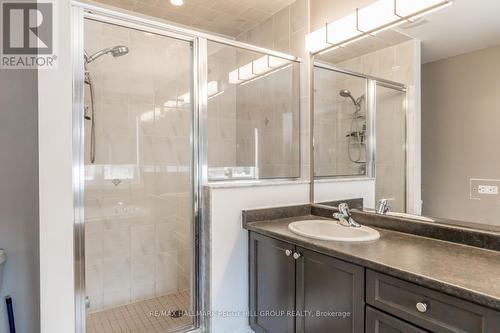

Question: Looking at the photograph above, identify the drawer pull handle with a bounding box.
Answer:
[416,302,429,313]
[285,249,293,257]
[293,252,302,260]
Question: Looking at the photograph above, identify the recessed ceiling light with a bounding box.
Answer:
[170,0,184,6]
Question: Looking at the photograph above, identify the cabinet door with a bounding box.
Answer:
[249,232,296,333]
[366,306,429,333]
[296,248,364,333]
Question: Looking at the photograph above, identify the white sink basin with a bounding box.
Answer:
[288,220,380,242]
[386,212,434,222]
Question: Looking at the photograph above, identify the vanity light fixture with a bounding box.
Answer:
[306,0,453,54]
[229,55,290,84]
[170,0,184,6]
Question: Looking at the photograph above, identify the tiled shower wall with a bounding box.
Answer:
[207,44,238,170]
[83,20,192,312]
[236,0,310,179]
[234,64,300,178]
[314,69,367,177]
[207,42,301,179]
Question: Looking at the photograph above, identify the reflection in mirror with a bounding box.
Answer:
[311,0,500,230]
[375,84,407,213]
[314,67,368,178]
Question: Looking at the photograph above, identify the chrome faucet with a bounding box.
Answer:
[376,198,393,214]
[333,203,361,228]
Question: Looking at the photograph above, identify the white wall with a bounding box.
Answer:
[38,0,75,332]
[208,179,375,333]
[0,57,39,333]
[315,179,375,208]
[209,182,309,333]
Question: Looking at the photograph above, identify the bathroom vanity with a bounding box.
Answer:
[243,204,500,333]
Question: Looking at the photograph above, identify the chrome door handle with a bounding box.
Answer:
[285,249,293,257]
[293,252,302,260]
[416,301,429,313]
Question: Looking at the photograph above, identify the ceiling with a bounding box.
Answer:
[87,0,295,37]
[395,0,500,63]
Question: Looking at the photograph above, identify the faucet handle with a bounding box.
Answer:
[338,203,351,217]
[334,203,361,228]
[376,198,395,214]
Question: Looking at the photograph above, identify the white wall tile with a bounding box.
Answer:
[131,224,156,257]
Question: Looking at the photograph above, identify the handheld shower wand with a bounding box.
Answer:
[84,45,130,164]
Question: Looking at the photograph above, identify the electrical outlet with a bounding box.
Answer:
[478,185,498,195]
[470,178,500,201]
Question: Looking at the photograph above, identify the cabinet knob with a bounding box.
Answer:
[416,301,429,313]
[293,252,302,260]
[285,249,293,257]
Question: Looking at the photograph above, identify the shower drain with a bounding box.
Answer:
[170,309,184,318]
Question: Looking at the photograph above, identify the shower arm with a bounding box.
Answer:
[85,47,114,64]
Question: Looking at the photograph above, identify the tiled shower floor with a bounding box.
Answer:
[86,291,192,333]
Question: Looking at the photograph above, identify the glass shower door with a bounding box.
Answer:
[83,18,195,333]
[375,84,407,212]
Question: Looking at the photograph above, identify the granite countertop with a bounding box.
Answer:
[244,214,500,311]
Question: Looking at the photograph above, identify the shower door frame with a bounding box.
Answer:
[71,3,301,333]
[310,61,409,211]
[374,81,409,214]
[71,4,205,333]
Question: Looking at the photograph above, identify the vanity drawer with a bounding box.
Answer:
[366,306,429,333]
[366,270,500,333]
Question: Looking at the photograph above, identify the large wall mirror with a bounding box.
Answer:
[311,0,500,230]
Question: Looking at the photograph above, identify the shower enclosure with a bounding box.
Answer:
[82,18,195,333]
[313,62,408,210]
[72,3,301,333]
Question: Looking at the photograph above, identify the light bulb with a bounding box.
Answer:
[170,0,184,6]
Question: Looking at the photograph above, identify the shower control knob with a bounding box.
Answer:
[285,249,293,257]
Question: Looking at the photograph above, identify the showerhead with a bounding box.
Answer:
[339,89,352,98]
[339,89,357,106]
[110,46,129,58]
[85,45,129,64]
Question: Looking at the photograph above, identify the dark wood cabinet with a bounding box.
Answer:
[296,247,364,333]
[249,232,296,333]
[366,270,500,333]
[249,232,500,333]
[249,232,364,333]
[366,306,429,333]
